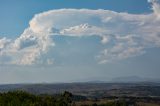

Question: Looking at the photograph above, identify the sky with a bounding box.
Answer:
[0,0,160,84]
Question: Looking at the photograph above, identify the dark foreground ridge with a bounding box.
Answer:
[0,90,73,106]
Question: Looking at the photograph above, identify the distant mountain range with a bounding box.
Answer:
[74,76,160,83]
[110,76,160,83]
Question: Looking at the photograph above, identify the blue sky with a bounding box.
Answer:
[0,0,160,84]
[0,0,151,37]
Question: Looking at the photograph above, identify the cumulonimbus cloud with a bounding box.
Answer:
[0,0,160,65]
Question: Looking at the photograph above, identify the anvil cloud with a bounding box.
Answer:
[0,0,160,65]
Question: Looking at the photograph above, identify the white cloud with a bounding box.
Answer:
[0,0,160,65]
[0,37,11,49]
[148,0,160,18]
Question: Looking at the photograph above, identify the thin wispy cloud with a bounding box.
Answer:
[0,0,160,65]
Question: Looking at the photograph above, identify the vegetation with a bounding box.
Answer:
[0,90,159,106]
[0,91,132,106]
[0,91,72,106]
